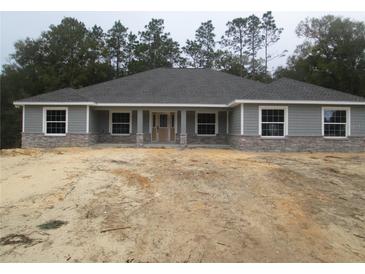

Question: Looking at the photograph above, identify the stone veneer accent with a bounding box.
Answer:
[180,134,187,146]
[187,134,228,145]
[22,132,364,151]
[136,133,144,147]
[228,135,365,152]
[97,133,136,144]
[22,133,97,148]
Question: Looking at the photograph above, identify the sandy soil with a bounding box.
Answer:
[0,147,364,262]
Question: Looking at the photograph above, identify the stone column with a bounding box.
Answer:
[136,109,144,147]
[180,110,187,146]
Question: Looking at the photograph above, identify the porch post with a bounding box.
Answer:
[136,109,144,147]
[180,110,187,146]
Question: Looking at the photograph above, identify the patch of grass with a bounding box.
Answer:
[37,220,68,230]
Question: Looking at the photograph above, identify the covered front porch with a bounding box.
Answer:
[89,107,230,146]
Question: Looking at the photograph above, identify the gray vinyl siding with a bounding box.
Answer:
[244,104,323,136]
[187,111,195,134]
[143,110,149,133]
[68,106,87,133]
[218,111,227,134]
[229,105,241,135]
[24,106,43,133]
[244,104,258,136]
[24,105,87,134]
[351,106,365,136]
[243,104,365,137]
[288,105,322,136]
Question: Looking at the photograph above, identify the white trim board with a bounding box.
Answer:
[22,105,25,133]
[15,100,365,107]
[14,101,94,106]
[240,104,244,135]
[229,99,365,107]
[86,105,90,134]
[95,103,228,108]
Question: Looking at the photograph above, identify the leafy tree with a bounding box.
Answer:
[244,14,264,77]
[221,17,247,76]
[136,19,183,69]
[261,11,284,75]
[183,39,202,68]
[215,50,248,76]
[41,17,100,88]
[184,20,216,68]
[275,15,365,97]
[89,25,108,61]
[106,20,129,77]
[0,17,114,148]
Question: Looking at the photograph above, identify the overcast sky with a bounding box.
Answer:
[1,11,364,71]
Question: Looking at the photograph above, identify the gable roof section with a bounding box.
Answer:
[14,68,365,106]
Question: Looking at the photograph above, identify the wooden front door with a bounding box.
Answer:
[151,112,176,143]
[158,114,169,142]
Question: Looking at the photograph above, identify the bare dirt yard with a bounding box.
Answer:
[0,147,364,262]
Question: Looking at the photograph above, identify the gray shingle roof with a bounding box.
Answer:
[14,68,365,105]
[77,68,266,104]
[258,78,365,102]
[16,88,90,103]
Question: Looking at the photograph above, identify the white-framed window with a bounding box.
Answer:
[259,106,288,137]
[196,112,218,136]
[322,107,350,138]
[43,107,68,136]
[110,111,131,135]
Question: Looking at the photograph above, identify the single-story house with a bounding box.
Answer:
[13,68,365,151]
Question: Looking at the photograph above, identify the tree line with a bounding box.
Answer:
[1,13,364,148]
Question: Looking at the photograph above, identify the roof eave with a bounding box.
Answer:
[14,100,365,107]
[13,101,228,108]
[13,101,96,106]
[228,99,365,107]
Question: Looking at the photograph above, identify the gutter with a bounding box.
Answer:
[13,100,365,107]
[228,99,365,107]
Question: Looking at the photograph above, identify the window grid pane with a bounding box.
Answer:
[46,110,66,134]
[261,109,285,137]
[112,113,130,123]
[323,109,347,137]
[324,124,346,137]
[160,115,168,127]
[111,112,130,134]
[262,123,284,136]
[112,124,130,134]
[198,113,215,124]
[197,124,215,135]
[46,110,66,122]
[197,113,216,135]
[324,110,346,123]
[46,122,66,134]
[262,109,284,123]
